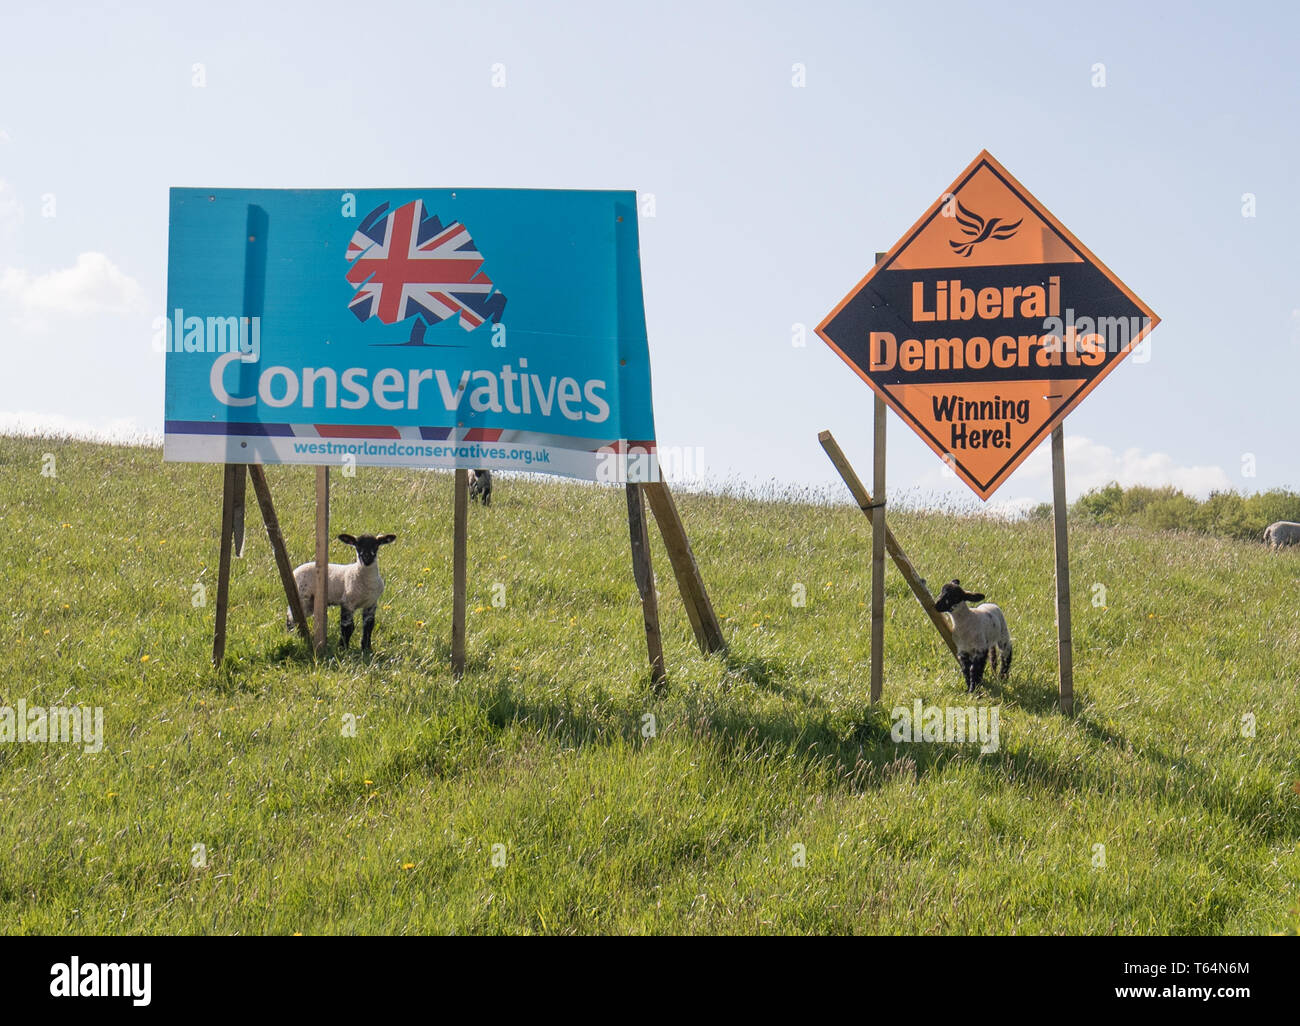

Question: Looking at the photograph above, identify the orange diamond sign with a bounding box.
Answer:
[816,150,1159,500]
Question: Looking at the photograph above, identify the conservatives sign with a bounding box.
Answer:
[164,188,658,481]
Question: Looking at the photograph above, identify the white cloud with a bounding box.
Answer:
[0,410,160,446]
[994,435,1230,508]
[913,433,1232,515]
[0,251,148,319]
[1048,435,1227,497]
[0,130,10,145]
[983,495,1042,519]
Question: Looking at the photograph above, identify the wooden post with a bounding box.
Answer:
[1051,425,1074,715]
[247,464,310,642]
[235,204,265,564]
[642,481,726,655]
[313,466,329,656]
[231,465,248,558]
[867,250,889,704]
[870,395,887,704]
[211,464,238,667]
[819,430,959,663]
[626,484,666,688]
[451,468,469,676]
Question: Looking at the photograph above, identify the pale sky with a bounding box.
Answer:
[2,0,1297,512]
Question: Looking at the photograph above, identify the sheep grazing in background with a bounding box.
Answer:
[469,468,493,506]
[1263,521,1300,549]
[287,533,397,651]
[933,579,1013,693]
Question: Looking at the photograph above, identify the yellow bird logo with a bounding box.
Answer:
[949,201,1023,258]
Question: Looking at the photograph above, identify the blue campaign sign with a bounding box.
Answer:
[164,188,659,481]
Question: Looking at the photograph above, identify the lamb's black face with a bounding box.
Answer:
[338,533,397,566]
[934,579,983,613]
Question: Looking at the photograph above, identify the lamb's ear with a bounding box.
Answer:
[951,579,961,587]
[337,533,357,546]
[377,534,397,545]
[965,592,985,603]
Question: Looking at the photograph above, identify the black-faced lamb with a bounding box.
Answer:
[469,468,493,506]
[1264,521,1300,549]
[933,579,1012,693]
[286,533,396,651]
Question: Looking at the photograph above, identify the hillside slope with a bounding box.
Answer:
[1,435,1297,934]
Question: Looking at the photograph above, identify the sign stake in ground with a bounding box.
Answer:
[1050,425,1074,713]
[314,466,330,657]
[231,465,248,559]
[211,463,238,666]
[816,151,1158,711]
[626,483,667,690]
[869,252,888,704]
[870,394,886,703]
[451,469,469,677]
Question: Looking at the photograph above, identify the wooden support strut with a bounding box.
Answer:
[641,480,726,655]
[247,464,309,642]
[819,430,959,665]
[626,483,667,688]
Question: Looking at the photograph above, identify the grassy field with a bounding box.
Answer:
[1,434,1297,935]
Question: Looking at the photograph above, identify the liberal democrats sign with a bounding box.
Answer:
[164,188,658,481]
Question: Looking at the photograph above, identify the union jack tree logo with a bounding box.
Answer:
[345,199,507,345]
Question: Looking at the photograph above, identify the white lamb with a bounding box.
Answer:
[1263,521,1300,549]
[933,579,1012,693]
[287,533,396,651]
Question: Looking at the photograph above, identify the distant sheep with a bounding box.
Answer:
[934,579,1012,693]
[1263,521,1300,549]
[287,533,396,651]
[469,468,493,506]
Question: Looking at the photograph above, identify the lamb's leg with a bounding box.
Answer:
[339,606,354,648]
[361,605,377,652]
[959,653,973,692]
[1000,642,1012,679]
[969,651,988,693]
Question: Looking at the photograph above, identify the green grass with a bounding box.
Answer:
[1,434,1297,935]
